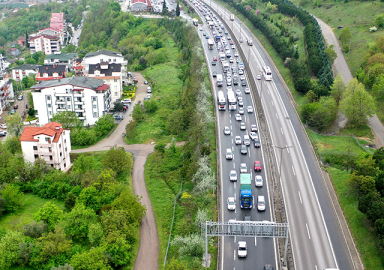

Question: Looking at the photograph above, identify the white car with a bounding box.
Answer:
[224,126,231,135]
[256,74,262,80]
[238,69,244,75]
[235,136,242,145]
[247,106,254,113]
[239,108,244,115]
[240,75,246,81]
[240,163,247,173]
[251,124,258,132]
[235,89,242,96]
[255,175,263,187]
[226,148,233,160]
[0,124,6,129]
[227,197,236,210]
[235,114,242,121]
[234,51,239,57]
[249,132,258,140]
[240,122,246,130]
[238,241,247,258]
[230,170,238,181]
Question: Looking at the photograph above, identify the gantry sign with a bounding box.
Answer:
[202,221,289,267]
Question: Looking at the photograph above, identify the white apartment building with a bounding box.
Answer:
[12,64,41,81]
[87,63,123,107]
[82,50,128,74]
[31,76,111,126]
[29,34,61,55]
[20,122,71,171]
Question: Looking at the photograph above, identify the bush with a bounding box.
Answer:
[70,129,97,146]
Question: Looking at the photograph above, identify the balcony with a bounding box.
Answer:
[37,142,52,147]
[57,108,66,112]
[74,100,84,104]
[55,99,65,104]
[74,92,84,97]
[78,116,86,120]
[74,108,84,112]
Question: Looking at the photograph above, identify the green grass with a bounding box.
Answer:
[0,194,64,231]
[327,167,384,269]
[291,0,384,76]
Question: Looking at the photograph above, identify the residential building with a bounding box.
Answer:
[36,65,66,81]
[82,50,128,74]
[29,34,61,54]
[12,64,40,81]
[31,76,111,126]
[7,48,20,57]
[0,54,11,75]
[44,53,78,71]
[50,13,64,32]
[131,0,153,12]
[20,122,71,171]
[0,77,15,113]
[73,58,84,76]
[87,63,123,106]
[17,36,27,47]
[39,27,65,45]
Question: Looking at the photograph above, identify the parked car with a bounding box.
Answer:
[147,87,152,93]
[18,95,23,100]
[10,109,15,114]
[113,114,124,120]
[0,124,6,129]
[0,130,6,137]
[122,98,132,104]
[144,80,149,84]
[14,104,18,109]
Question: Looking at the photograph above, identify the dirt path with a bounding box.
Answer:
[71,73,159,270]
[316,17,384,148]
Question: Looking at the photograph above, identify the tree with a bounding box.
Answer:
[325,45,337,65]
[372,74,384,99]
[6,113,24,137]
[51,111,82,129]
[132,103,145,122]
[375,14,384,27]
[340,78,376,126]
[111,189,146,226]
[347,172,376,198]
[51,263,74,270]
[0,230,25,269]
[70,246,112,270]
[113,101,124,112]
[355,154,377,177]
[340,27,352,52]
[94,114,114,136]
[23,220,48,238]
[34,202,63,230]
[5,135,22,154]
[64,203,97,242]
[1,184,25,212]
[176,3,180,16]
[102,231,132,267]
[330,73,346,106]
[35,227,72,261]
[88,223,104,246]
[64,192,77,212]
[373,147,384,170]
[162,0,168,15]
[102,146,132,176]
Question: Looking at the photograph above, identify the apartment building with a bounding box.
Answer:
[31,76,111,126]
[36,65,66,82]
[20,122,71,171]
[82,50,128,74]
[29,34,61,55]
[11,64,40,81]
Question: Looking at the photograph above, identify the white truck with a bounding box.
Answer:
[192,18,198,26]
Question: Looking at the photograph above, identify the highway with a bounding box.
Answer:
[194,4,277,269]
[192,1,356,270]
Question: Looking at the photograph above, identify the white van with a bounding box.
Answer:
[257,196,265,211]
[243,135,250,146]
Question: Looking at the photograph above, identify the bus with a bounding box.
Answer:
[217,74,223,87]
[217,90,226,110]
[263,66,272,81]
[230,14,234,21]
[208,39,214,50]
[227,89,237,110]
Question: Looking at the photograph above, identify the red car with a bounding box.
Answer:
[213,56,217,61]
[13,104,18,109]
[254,161,262,172]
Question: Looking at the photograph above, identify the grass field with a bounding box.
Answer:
[327,167,384,269]
[0,194,65,231]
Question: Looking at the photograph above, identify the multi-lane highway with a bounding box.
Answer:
[192,1,356,269]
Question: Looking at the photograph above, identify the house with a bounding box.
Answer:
[20,122,71,171]
[8,48,20,57]
[0,77,15,113]
[73,58,84,76]
[31,76,111,126]
[29,34,61,55]
[44,53,78,71]
[82,50,128,74]
[131,0,153,12]
[87,63,123,107]
[36,65,66,81]
[11,64,41,81]
[39,27,65,45]
[17,36,27,47]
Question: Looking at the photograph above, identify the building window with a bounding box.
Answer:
[67,97,71,101]
[93,112,97,117]
[93,105,96,109]
[114,79,117,82]
[45,138,51,143]
[48,147,52,152]
[114,92,118,96]
[46,96,51,100]
[92,97,97,101]
[113,59,116,62]
[59,143,61,148]
[34,155,38,159]
[64,163,66,168]
[33,146,37,150]
[68,105,71,109]
[100,59,103,62]
[60,152,62,157]
[64,139,66,143]
[49,111,52,115]
[48,103,51,108]
[50,156,53,160]
[65,147,67,152]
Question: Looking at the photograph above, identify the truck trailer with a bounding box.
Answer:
[240,173,253,209]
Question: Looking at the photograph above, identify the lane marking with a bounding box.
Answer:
[306,223,311,240]
[298,191,302,204]
[292,165,296,176]
[276,113,279,119]
[281,128,284,135]
[255,237,257,246]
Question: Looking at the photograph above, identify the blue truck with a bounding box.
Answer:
[215,35,221,43]
[240,173,252,209]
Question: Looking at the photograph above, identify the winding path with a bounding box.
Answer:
[316,17,384,147]
[71,73,159,270]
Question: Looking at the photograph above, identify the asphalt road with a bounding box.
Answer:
[196,1,359,269]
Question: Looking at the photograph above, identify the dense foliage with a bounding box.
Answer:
[0,141,145,269]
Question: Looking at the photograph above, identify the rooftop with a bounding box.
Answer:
[20,122,64,143]
[31,76,108,91]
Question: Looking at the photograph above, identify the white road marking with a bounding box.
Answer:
[292,166,296,176]
[276,113,279,119]
[234,249,236,260]
[271,101,275,107]
[298,191,302,204]
[306,223,311,239]
[281,128,284,135]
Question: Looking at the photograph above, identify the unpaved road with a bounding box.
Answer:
[316,17,384,148]
[71,73,159,270]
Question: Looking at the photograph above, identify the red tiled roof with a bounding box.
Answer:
[96,84,109,91]
[20,122,64,143]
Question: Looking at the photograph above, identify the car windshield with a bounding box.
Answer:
[228,201,235,205]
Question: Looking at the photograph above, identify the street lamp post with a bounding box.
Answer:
[274,145,293,187]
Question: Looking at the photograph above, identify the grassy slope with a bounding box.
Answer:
[0,194,65,231]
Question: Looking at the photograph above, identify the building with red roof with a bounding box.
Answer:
[20,122,72,171]
[131,0,153,12]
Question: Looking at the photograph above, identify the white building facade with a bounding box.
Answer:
[82,50,128,74]
[31,76,111,126]
[12,64,41,81]
[20,122,72,171]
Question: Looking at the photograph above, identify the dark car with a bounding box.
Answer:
[254,139,261,148]
[212,71,217,77]
[241,80,247,86]
[13,104,18,109]
[212,61,216,66]
[264,265,274,270]
[113,114,124,120]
